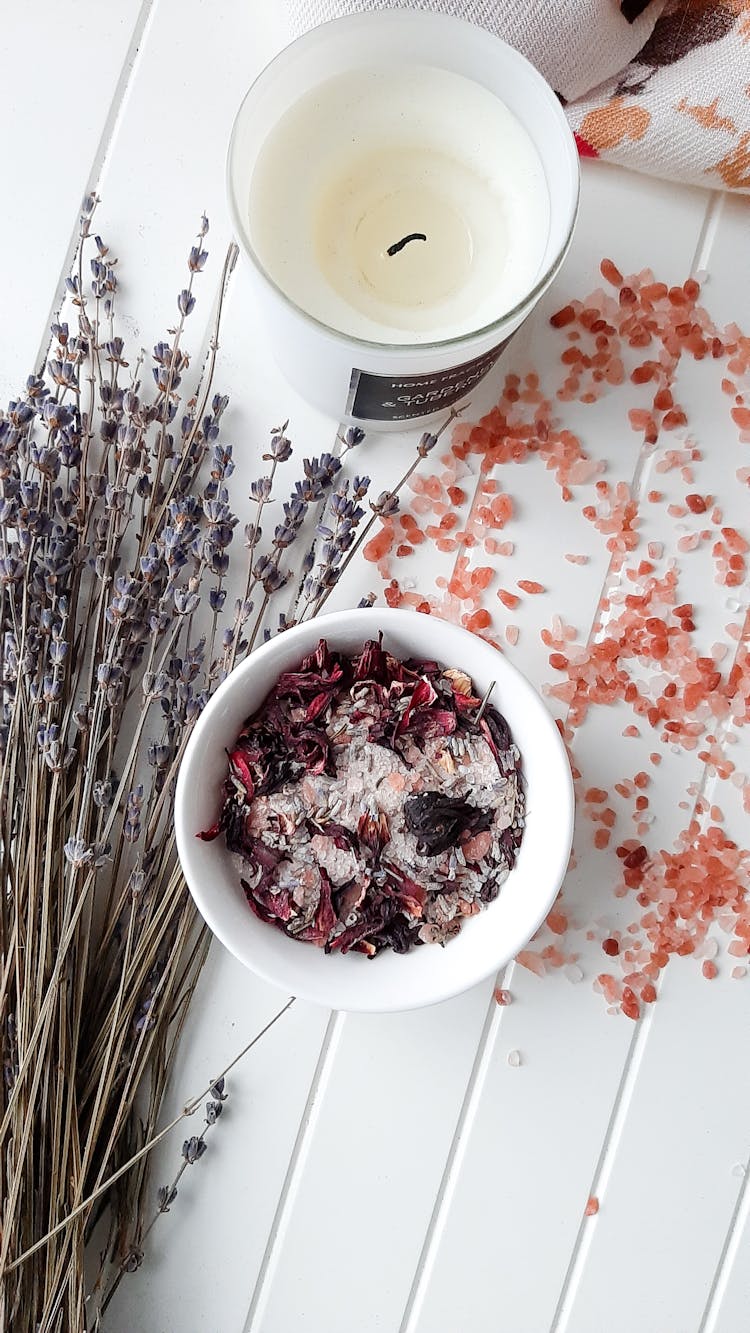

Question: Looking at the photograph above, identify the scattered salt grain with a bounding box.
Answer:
[507,1048,522,1068]
[494,987,513,1006]
[377,263,750,1013]
[585,1197,600,1217]
[565,964,584,984]
[732,1163,747,1178]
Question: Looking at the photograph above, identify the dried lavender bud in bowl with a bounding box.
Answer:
[175,609,574,1012]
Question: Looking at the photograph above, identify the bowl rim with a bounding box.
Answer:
[175,608,575,1012]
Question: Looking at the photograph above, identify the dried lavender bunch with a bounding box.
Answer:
[0,197,352,1330]
[290,409,462,624]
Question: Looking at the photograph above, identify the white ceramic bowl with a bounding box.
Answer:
[175,609,574,1012]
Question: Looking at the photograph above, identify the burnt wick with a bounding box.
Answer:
[386,232,427,256]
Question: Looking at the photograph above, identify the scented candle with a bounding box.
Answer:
[249,65,550,345]
[227,11,579,426]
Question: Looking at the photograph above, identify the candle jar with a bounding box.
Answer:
[227,10,579,429]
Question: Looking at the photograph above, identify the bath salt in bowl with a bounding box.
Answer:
[175,609,574,1011]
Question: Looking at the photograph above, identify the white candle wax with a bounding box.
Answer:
[248,66,550,345]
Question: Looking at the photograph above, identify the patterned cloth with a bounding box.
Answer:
[284,0,750,192]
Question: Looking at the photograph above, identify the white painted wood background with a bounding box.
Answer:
[3,4,750,1330]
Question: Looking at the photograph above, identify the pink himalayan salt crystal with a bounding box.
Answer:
[507,1049,522,1068]
[565,963,584,983]
[547,908,568,935]
[677,533,702,553]
[462,829,492,862]
[309,834,359,886]
[541,944,569,968]
[371,263,750,1014]
[732,966,747,980]
[505,625,520,647]
[494,987,513,1005]
[516,949,546,977]
[585,1197,600,1217]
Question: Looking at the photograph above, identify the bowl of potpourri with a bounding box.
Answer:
[175,608,574,1011]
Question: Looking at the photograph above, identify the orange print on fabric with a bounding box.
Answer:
[677,95,737,133]
[718,0,750,42]
[711,129,750,186]
[580,99,651,151]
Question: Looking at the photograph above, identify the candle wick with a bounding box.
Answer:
[386,232,427,257]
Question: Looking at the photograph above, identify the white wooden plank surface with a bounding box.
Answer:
[400,172,719,1333]
[0,0,147,401]
[4,6,750,1333]
[116,956,331,1333]
[244,985,494,1333]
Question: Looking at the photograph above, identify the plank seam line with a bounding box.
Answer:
[697,1152,750,1333]
[548,1002,655,1333]
[690,191,725,279]
[573,182,716,683]
[444,188,717,741]
[549,612,749,1330]
[398,964,512,1333]
[32,0,158,377]
[242,1009,345,1333]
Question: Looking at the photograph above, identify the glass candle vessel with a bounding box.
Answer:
[227,10,579,428]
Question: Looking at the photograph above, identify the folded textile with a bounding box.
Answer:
[284,0,750,192]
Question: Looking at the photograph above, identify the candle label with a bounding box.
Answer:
[346,332,515,423]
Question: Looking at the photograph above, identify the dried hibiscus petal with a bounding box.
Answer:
[209,637,525,958]
[382,863,426,917]
[233,722,296,795]
[407,707,457,740]
[287,726,332,775]
[327,899,391,954]
[312,820,359,853]
[227,748,255,799]
[291,869,336,945]
[196,817,223,842]
[396,674,438,735]
[275,645,345,703]
[353,636,389,682]
[444,667,472,696]
[357,805,390,856]
[404,791,492,857]
[480,711,512,757]
[240,877,294,923]
[371,914,421,954]
[453,689,483,713]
